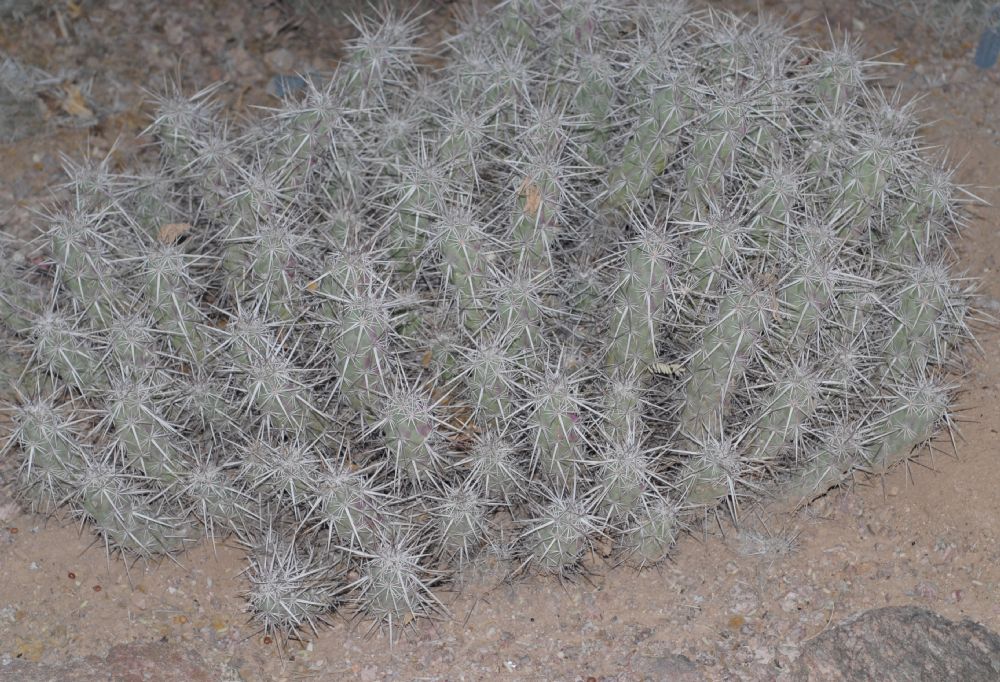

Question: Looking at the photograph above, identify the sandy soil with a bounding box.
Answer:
[0,1,998,680]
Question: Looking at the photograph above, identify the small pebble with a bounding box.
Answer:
[264,47,295,72]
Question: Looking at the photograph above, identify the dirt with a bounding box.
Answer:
[0,0,998,680]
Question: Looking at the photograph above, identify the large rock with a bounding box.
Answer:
[793,606,1000,681]
[0,640,214,681]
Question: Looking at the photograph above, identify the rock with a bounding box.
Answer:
[0,640,213,681]
[264,48,296,72]
[793,606,1000,681]
[0,0,42,19]
[268,74,308,99]
[0,56,48,142]
[632,653,706,682]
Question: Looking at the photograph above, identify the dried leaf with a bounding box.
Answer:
[60,84,93,119]
[66,0,83,19]
[518,177,542,218]
[158,222,192,244]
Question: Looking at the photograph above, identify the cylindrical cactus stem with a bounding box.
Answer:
[459,429,529,507]
[492,271,548,362]
[379,383,450,488]
[563,259,604,319]
[684,207,750,298]
[47,212,120,328]
[224,311,279,369]
[884,262,952,377]
[142,245,213,363]
[497,0,542,50]
[601,372,646,442]
[777,249,838,348]
[744,363,823,459]
[701,13,750,79]
[388,155,450,273]
[430,479,491,567]
[836,285,878,341]
[0,240,46,333]
[220,165,291,295]
[183,120,241,213]
[431,205,494,332]
[352,531,445,640]
[437,102,491,184]
[833,132,900,227]
[459,334,523,423]
[29,309,109,394]
[242,223,310,322]
[620,495,681,568]
[268,89,344,182]
[409,311,463,383]
[605,81,687,209]
[166,369,237,442]
[97,497,194,558]
[521,489,601,577]
[105,374,187,484]
[238,438,318,507]
[319,200,369,252]
[869,376,950,475]
[178,459,250,541]
[241,351,326,437]
[226,314,321,437]
[569,50,616,166]
[7,396,85,508]
[809,40,865,113]
[309,246,384,342]
[528,370,591,488]
[589,426,660,523]
[751,162,800,246]
[75,456,127,533]
[106,312,158,372]
[510,157,565,273]
[684,91,745,214]
[126,172,181,239]
[60,155,118,214]
[889,163,956,260]
[148,84,219,166]
[243,529,340,638]
[75,455,191,557]
[555,0,609,48]
[680,430,761,519]
[605,228,678,371]
[331,292,399,415]
[781,416,872,505]
[305,463,389,552]
[338,8,422,108]
[679,284,772,440]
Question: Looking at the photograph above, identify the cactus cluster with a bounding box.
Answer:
[0,1,974,639]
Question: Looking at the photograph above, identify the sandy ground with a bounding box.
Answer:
[0,1,998,680]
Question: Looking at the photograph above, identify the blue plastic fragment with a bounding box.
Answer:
[975,27,1000,69]
[268,74,308,98]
